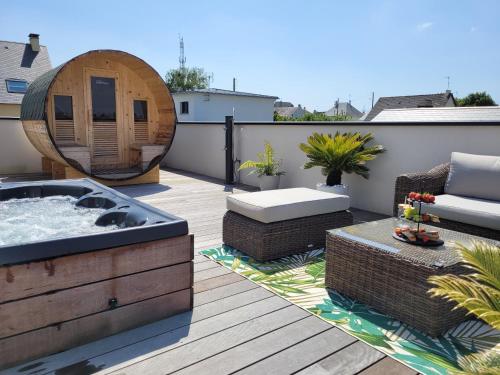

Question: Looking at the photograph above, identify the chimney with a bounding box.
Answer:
[232,78,236,92]
[29,33,40,52]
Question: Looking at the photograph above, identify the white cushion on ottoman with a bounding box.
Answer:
[226,187,350,224]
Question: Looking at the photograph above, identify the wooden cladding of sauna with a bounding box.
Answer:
[54,120,76,144]
[92,122,119,159]
[134,122,149,143]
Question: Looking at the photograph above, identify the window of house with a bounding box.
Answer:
[54,95,73,120]
[6,79,28,94]
[134,100,148,122]
[91,77,116,121]
[181,101,189,114]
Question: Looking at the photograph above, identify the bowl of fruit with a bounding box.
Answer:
[393,225,444,246]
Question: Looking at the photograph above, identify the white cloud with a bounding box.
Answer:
[417,22,433,31]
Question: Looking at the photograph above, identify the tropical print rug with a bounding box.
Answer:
[201,246,499,375]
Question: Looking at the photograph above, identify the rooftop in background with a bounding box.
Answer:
[324,101,364,120]
[364,92,456,121]
[373,106,500,122]
[177,88,278,99]
[274,100,293,108]
[0,35,52,105]
[274,105,309,119]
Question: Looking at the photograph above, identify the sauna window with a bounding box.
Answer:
[5,79,28,94]
[181,101,189,114]
[134,100,148,122]
[54,95,73,120]
[91,77,116,122]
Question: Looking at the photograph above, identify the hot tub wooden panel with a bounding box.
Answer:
[0,289,192,370]
[0,235,193,369]
[0,235,193,304]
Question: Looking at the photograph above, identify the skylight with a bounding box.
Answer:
[6,79,28,94]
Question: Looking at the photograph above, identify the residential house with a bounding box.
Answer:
[364,91,456,121]
[172,88,278,122]
[274,103,308,119]
[372,106,500,122]
[0,34,52,174]
[324,101,364,120]
[0,34,52,117]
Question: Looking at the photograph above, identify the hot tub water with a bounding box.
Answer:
[0,195,117,247]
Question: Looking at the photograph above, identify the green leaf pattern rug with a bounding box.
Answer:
[201,246,499,375]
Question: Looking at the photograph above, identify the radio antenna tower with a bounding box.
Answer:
[179,35,186,69]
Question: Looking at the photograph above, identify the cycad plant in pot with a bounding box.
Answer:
[239,142,285,191]
[299,132,385,195]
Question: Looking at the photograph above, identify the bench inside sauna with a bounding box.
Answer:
[20,50,176,185]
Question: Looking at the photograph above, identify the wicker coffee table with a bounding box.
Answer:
[325,218,497,337]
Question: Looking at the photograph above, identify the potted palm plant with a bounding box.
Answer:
[239,142,285,190]
[299,132,385,195]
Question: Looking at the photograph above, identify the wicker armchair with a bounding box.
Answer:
[393,163,450,216]
[393,163,500,241]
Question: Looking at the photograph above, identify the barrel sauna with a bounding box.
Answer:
[20,50,176,183]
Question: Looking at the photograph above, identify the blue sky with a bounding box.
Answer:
[2,1,499,112]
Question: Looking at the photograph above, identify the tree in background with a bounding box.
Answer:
[456,92,497,106]
[165,67,209,91]
[274,111,352,122]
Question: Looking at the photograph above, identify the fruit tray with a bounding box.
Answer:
[392,232,444,247]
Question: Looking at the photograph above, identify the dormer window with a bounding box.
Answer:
[6,79,28,94]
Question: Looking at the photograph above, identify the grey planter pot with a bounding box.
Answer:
[259,175,281,191]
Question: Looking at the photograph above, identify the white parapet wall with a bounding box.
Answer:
[0,118,42,174]
[164,121,500,215]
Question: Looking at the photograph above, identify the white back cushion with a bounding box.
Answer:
[445,152,500,201]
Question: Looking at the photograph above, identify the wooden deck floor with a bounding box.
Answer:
[3,169,416,375]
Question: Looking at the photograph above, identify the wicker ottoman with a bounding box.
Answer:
[223,188,353,261]
[325,218,485,337]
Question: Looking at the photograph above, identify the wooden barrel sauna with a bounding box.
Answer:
[20,50,176,181]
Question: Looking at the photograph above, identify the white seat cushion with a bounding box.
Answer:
[421,194,500,231]
[227,187,350,223]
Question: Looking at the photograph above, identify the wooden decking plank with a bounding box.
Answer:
[194,280,259,307]
[358,357,419,375]
[52,297,294,375]
[296,341,386,375]
[193,273,244,293]
[194,238,223,251]
[174,316,332,375]
[5,288,275,375]
[105,304,310,375]
[193,265,232,282]
[193,260,219,272]
[193,254,211,264]
[234,327,357,375]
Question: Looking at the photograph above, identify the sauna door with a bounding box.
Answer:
[85,70,123,170]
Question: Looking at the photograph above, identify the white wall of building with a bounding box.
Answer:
[0,119,42,174]
[172,92,275,122]
[164,122,500,215]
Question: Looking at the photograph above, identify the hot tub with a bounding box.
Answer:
[0,179,193,369]
[0,178,188,265]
